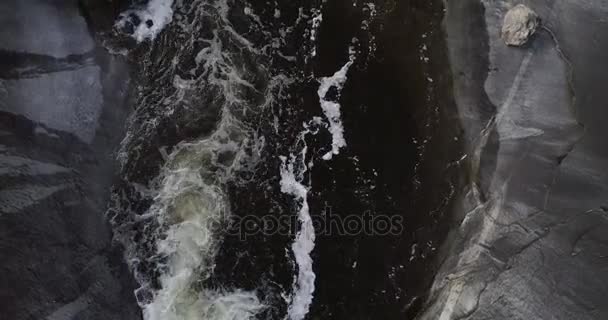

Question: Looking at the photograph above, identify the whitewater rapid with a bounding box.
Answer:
[111,1,275,319]
[140,119,266,320]
[109,1,365,320]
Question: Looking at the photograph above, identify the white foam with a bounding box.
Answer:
[113,1,279,319]
[140,119,265,320]
[310,10,323,57]
[317,60,354,160]
[117,0,174,42]
[280,153,316,320]
[278,55,358,319]
[144,285,264,320]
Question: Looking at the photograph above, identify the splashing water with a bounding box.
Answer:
[116,0,175,42]
[110,1,285,319]
[110,1,364,320]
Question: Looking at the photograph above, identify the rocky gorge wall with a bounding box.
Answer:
[0,0,141,319]
[418,0,608,319]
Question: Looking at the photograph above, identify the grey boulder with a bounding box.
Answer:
[501,4,539,46]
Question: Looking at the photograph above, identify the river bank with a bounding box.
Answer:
[418,1,608,319]
[0,0,141,319]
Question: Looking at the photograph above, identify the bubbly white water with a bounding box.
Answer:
[112,1,283,319]
[116,0,175,42]
[309,9,323,57]
[140,116,265,320]
[281,63,353,315]
[317,58,354,160]
[280,145,315,320]
[112,2,369,319]
[282,51,356,316]
[279,32,358,320]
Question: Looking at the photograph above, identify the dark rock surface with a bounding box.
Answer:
[419,0,608,319]
[0,0,141,319]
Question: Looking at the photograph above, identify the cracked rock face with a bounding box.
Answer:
[419,0,608,319]
[501,4,539,46]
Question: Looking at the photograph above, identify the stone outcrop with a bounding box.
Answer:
[418,0,608,319]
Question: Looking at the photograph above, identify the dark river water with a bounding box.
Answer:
[0,0,463,319]
[109,0,464,319]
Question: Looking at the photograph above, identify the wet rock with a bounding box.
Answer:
[2,66,103,143]
[128,13,141,27]
[419,0,608,319]
[0,1,142,319]
[122,20,136,35]
[0,0,94,56]
[501,4,539,46]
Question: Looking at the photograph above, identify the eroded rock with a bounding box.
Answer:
[501,4,539,46]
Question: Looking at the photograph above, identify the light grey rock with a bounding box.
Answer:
[0,67,103,143]
[0,0,94,57]
[0,155,70,176]
[0,184,71,214]
[501,4,539,46]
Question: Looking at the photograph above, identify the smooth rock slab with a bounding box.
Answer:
[0,66,103,143]
[0,0,94,57]
[501,4,539,46]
